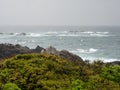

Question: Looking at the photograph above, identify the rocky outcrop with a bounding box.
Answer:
[0,44,43,59]
[31,45,44,53]
[1,43,119,65]
[42,46,59,55]
[59,50,83,62]
[0,44,84,63]
[42,46,83,62]
[107,61,120,65]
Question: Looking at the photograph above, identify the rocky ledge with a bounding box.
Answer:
[0,43,43,59]
[42,46,83,63]
[0,44,83,63]
[0,43,120,65]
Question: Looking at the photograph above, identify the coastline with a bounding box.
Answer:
[0,43,119,65]
[0,43,120,89]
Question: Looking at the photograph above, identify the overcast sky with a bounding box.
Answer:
[0,0,120,26]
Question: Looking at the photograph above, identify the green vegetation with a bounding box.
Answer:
[0,53,120,90]
[2,83,21,90]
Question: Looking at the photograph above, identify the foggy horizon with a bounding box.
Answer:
[0,0,120,26]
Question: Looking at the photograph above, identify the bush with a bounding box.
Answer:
[0,54,82,90]
[0,54,120,90]
[2,83,21,90]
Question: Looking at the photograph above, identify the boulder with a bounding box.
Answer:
[42,46,59,55]
[42,46,83,62]
[0,43,83,63]
[108,61,120,65]
[0,43,44,59]
[59,50,83,62]
[31,45,44,53]
[0,44,31,59]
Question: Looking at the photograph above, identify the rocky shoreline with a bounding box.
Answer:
[0,43,119,65]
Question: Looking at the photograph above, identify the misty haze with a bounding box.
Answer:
[0,0,120,90]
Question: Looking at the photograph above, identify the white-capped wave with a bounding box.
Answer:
[79,31,109,37]
[90,33,109,37]
[26,33,42,37]
[88,31,109,37]
[71,48,98,54]
[89,48,98,52]
[81,31,94,34]
[0,31,110,37]
[82,57,119,63]
[69,50,119,63]
[96,32,109,34]
[58,34,79,37]
[0,33,15,38]
[11,33,19,36]
[64,31,110,37]
[47,31,58,33]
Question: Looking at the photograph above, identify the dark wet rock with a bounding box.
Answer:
[31,45,44,53]
[107,61,120,65]
[0,44,31,59]
[9,33,14,35]
[19,33,26,35]
[59,50,83,62]
[42,46,83,62]
[0,43,84,63]
[1,43,119,66]
[0,33,3,34]
[0,43,44,59]
[42,46,59,55]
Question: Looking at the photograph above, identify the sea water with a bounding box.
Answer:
[0,26,120,62]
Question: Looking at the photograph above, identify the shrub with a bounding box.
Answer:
[2,83,21,90]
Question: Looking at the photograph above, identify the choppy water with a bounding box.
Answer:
[0,26,120,62]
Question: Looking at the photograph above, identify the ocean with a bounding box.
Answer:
[0,26,120,62]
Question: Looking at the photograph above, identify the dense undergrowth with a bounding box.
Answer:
[0,53,120,90]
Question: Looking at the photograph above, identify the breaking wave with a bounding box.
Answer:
[0,31,111,37]
[71,48,98,54]
[82,57,119,63]
[70,49,119,63]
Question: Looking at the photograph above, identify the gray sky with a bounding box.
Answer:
[0,0,120,26]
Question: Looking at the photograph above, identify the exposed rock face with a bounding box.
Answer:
[42,46,59,55]
[108,61,120,65]
[59,50,83,62]
[0,44,43,59]
[31,45,44,53]
[0,44,83,63]
[42,46,83,62]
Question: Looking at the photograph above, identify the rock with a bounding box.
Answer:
[9,33,14,35]
[59,50,83,62]
[0,43,83,64]
[0,43,31,59]
[31,45,44,53]
[19,33,26,36]
[108,61,120,65]
[42,46,59,55]
[0,43,44,59]
[42,46,83,62]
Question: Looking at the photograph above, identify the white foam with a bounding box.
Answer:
[69,51,119,63]
[82,57,119,63]
[26,33,43,37]
[0,31,110,38]
[71,48,98,54]
[81,31,94,34]
[58,34,79,37]
[89,48,98,53]
[96,32,109,34]
[13,33,19,36]
[47,31,58,34]
[90,33,109,37]
[79,31,110,37]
